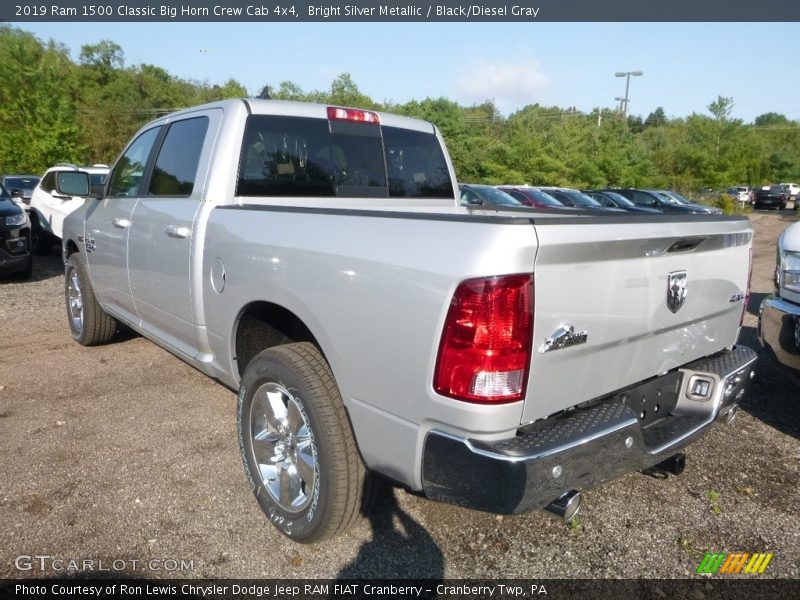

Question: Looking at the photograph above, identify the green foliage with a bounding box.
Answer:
[0,27,87,173]
[714,193,736,215]
[1,26,798,190]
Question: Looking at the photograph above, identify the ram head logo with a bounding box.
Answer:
[667,271,688,313]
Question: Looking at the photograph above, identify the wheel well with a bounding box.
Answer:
[234,302,319,377]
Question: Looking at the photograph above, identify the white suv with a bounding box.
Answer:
[781,183,800,199]
[29,163,109,253]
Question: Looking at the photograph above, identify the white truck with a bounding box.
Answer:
[60,99,757,542]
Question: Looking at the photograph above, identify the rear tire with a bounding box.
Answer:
[238,342,370,543]
[64,252,117,345]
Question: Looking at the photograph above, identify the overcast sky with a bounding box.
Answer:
[19,22,800,122]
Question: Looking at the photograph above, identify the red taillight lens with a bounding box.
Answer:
[434,274,534,403]
[327,106,380,124]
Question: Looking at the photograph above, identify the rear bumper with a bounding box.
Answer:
[422,346,757,514]
[758,295,800,381]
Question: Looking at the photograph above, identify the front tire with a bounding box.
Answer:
[64,252,117,345]
[30,217,52,256]
[238,342,370,543]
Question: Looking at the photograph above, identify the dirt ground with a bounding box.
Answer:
[0,210,798,580]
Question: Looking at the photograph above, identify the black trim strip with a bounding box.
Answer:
[217,203,535,225]
[216,203,752,228]
[242,98,252,115]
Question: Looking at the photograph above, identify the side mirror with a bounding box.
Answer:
[55,171,90,197]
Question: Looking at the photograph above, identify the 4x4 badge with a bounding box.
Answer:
[667,270,688,313]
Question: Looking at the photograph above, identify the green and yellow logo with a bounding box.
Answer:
[696,552,773,575]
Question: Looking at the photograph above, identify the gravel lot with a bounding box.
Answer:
[1,211,798,580]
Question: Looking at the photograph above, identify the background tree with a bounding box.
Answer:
[0,26,797,194]
[0,27,85,173]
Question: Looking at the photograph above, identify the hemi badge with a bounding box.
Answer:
[729,291,746,303]
[539,324,588,354]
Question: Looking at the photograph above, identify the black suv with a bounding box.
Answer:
[0,182,32,279]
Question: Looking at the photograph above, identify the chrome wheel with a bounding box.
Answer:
[67,267,84,333]
[249,382,317,513]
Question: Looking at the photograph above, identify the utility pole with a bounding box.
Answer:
[615,71,643,116]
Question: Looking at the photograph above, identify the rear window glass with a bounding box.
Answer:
[5,177,39,189]
[383,126,453,198]
[236,115,453,199]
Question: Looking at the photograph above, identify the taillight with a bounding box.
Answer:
[434,274,533,403]
[327,106,380,124]
[741,247,753,326]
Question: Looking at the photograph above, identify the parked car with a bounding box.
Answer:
[0,175,40,211]
[583,190,663,214]
[780,183,800,199]
[496,186,568,209]
[652,190,723,215]
[0,182,33,279]
[538,186,624,212]
[606,188,713,215]
[63,98,756,542]
[753,185,790,210]
[727,186,753,205]
[29,163,109,253]
[759,221,800,386]
[459,183,523,208]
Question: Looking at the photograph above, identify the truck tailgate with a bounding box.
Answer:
[524,216,752,424]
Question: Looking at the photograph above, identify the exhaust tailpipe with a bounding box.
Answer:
[545,490,582,522]
[723,406,738,424]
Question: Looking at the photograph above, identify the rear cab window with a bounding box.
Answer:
[236,114,454,199]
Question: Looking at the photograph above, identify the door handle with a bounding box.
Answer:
[112,218,131,229]
[165,225,191,239]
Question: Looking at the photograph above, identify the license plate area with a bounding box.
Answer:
[620,371,682,428]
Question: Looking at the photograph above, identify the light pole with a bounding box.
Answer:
[615,71,643,116]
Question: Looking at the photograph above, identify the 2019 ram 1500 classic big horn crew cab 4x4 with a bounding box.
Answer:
[61,99,757,542]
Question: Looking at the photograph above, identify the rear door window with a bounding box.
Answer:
[237,115,454,199]
[149,117,209,196]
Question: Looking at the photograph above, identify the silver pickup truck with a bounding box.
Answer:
[61,99,757,543]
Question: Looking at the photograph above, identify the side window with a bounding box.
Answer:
[593,194,612,207]
[383,126,454,198]
[149,117,209,196]
[238,115,335,197]
[460,188,479,205]
[108,127,162,198]
[41,172,56,193]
